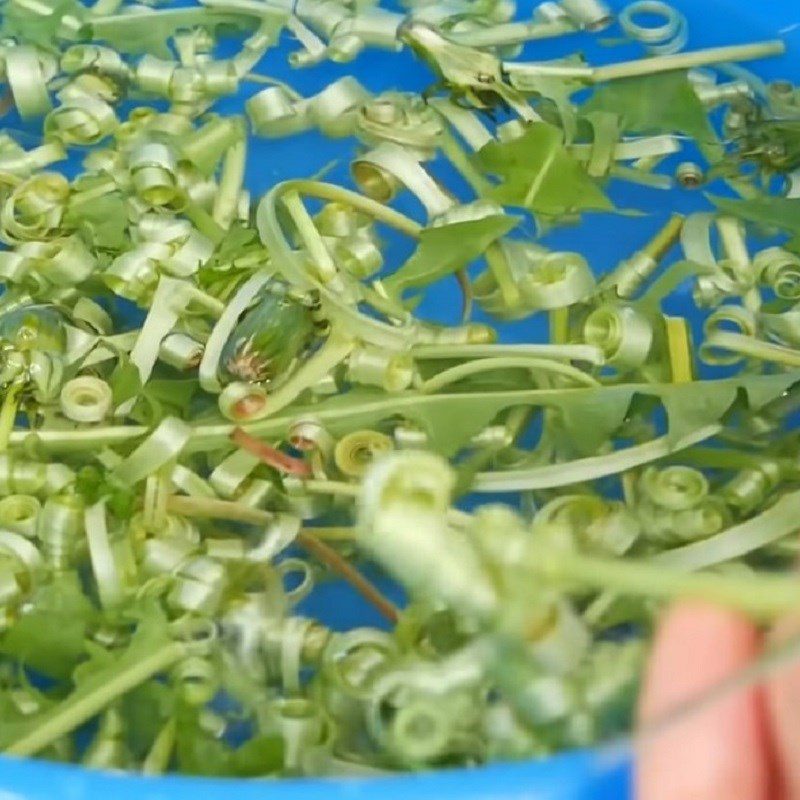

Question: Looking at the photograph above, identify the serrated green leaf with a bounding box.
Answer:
[583,71,722,162]
[558,387,635,456]
[474,123,614,216]
[383,214,519,296]
[742,372,800,410]
[660,383,738,445]
[709,195,800,235]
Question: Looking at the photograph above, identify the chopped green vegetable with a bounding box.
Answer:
[0,0,796,780]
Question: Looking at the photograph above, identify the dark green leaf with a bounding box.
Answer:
[709,195,800,235]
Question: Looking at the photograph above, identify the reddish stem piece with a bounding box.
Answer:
[231,427,313,477]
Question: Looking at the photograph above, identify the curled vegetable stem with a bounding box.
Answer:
[654,489,800,571]
[302,479,360,498]
[254,329,355,419]
[257,180,426,348]
[165,488,396,621]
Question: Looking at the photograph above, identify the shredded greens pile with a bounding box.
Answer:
[0,0,798,778]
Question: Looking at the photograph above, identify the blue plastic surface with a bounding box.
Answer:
[1,1,799,797]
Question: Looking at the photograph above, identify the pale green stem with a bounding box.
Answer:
[5,642,187,758]
[590,40,786,83]
[0,380,23,454]
[485,243,521,308]
[254,330,355,419]
[212,136,247,229]
[473,424,722,492]
[704,332,800,369]
[281,191,338,282]
[302,479,360,498]
[288,181,422,239]
[183,202,226,244]
[142,718,177,776]
[541,549,800,621]
[420,357,600,394]
[411,343,604,364]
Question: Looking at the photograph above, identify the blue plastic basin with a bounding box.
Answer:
[1,0,798,797]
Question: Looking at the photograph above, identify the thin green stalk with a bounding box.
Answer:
[704,332,800,369]
[212,136,247,229]
[412,343,604,363]
[540,549,800,621]
[166,494,272,525]
[439,131,493,196]
[183,202,226,244]
[590,40,786,83]
[5,642,187,758]
[302,479,360,498]
[420,356,600,394]
[0,380,23,454]
[257,179,424,349]
[473,424,722,492]
[281,191,338,282]
[485,243,521,308]
[289,180,422,239]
